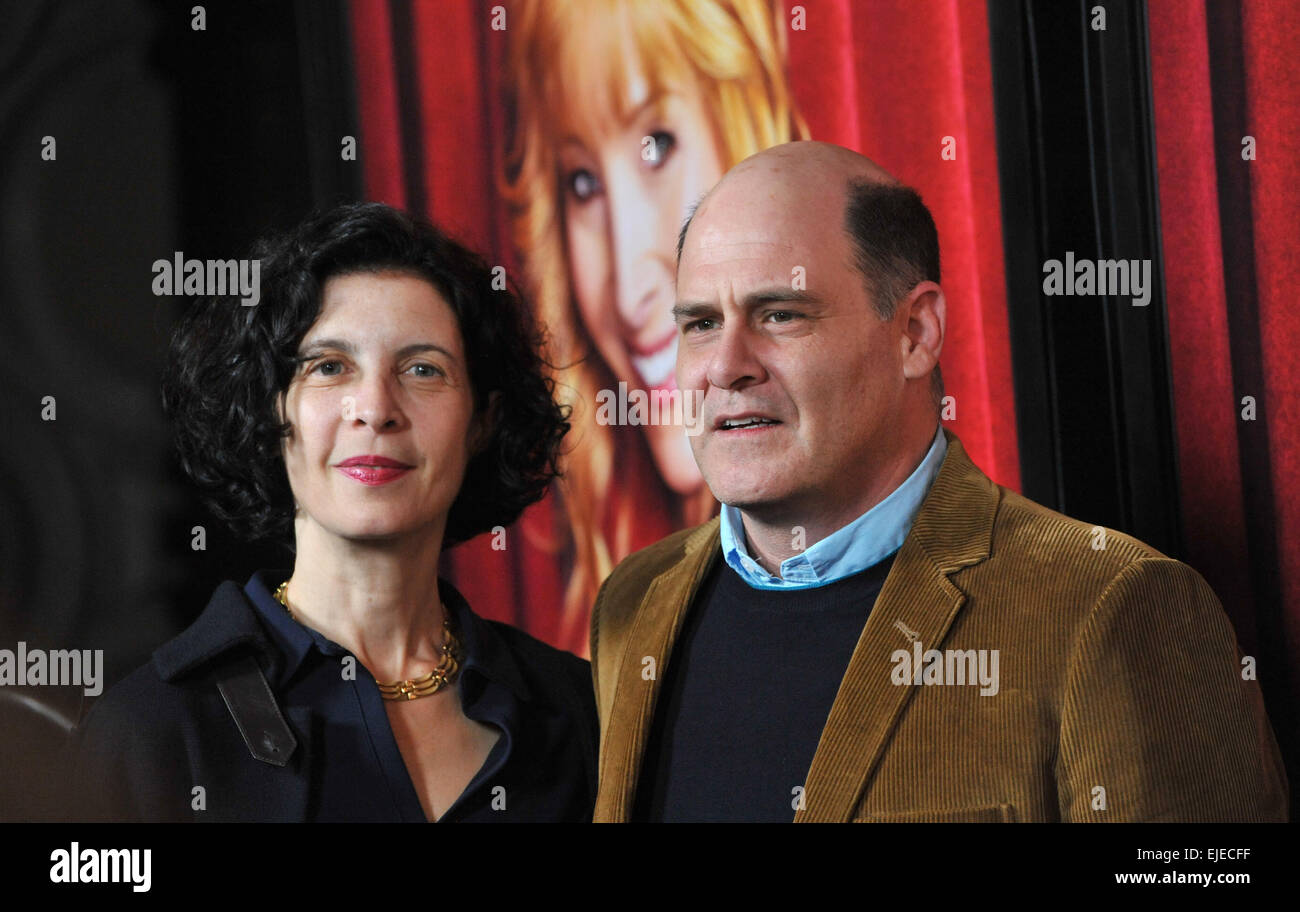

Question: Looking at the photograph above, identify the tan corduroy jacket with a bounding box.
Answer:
[589,430,1288,822]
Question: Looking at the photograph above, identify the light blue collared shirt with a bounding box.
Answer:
[718,426,948,590]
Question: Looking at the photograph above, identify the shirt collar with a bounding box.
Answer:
[438,577,533,704]
[243,570,532,704]
[151,579,280,683]
[243,570,315,681]
[718,425,948,590]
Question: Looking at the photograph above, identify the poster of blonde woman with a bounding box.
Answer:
[333,0,1023,660]
[500,0,808,651]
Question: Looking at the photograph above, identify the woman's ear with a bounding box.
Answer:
[471,391,502,455]
[275,390,294,440]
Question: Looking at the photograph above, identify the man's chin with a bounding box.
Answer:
[710,483,796,517]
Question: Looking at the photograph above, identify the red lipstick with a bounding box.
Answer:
[335,455,413,486]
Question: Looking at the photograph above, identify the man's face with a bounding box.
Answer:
[674,176,911,521]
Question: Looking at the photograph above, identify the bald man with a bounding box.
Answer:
[588,141,1287,822]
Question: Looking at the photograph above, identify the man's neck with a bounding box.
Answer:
[738,424,940,576]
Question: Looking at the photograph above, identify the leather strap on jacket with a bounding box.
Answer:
[215,655,298,767]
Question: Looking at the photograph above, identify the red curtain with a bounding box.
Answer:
[787,0,1019,491]
[1149,0,1300,716]
[347,0,1020,652]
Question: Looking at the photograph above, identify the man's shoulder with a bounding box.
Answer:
[597,518,719,612]
[991,485,1166,569]
[995,486,1165,557]
[970,482,1220,619]
[616,518,718,576]
[934,431,1174,587]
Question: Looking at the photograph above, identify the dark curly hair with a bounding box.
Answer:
[161,201,569,549]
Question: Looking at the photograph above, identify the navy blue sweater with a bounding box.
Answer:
[633,554,896,821]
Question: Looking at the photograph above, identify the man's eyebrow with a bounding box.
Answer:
[673,288,826,320]
[740,288,826,308]
[298,338,459,361]
[672,302,718,321]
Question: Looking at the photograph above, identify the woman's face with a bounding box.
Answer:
[279,271,481,546]
[559,67,723,494]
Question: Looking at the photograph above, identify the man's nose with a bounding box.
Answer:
[705,323,767,391]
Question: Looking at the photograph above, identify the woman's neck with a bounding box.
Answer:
[282,519,449,682]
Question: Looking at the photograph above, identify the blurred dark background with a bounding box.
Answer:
[1,0,1294,821]
[0,0,358,819]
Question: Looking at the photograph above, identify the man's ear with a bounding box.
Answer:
[471,391,502,455]
[900,281,945,381]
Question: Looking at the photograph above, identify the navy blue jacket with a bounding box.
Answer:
[68,577,598,822]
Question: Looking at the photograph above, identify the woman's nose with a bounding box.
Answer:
[344,375,403,429]
[607,168,666,330]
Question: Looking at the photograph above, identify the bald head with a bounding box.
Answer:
[671,140,948,534]
[677,141,939,319]
[676,141,898,265]
[675,139,944,404]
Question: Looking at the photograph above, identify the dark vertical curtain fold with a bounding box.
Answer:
[1149,0,1299,760]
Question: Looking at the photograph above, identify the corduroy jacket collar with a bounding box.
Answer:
[594,429,1001,821]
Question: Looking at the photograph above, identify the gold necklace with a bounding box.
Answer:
[272,578,462,701]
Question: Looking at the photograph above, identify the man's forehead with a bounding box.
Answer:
[680,214,844,281]
[690,172,843,242]
[690,233,801,256]
[681,235,798,280]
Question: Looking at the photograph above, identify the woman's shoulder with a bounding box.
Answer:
[73,617,242,765]
[440,577,592,707]
[81,577,271,728]
[68,578,279,820]
[78,658,180,734]
[67,657,201,821]
[481,619,590,686]
[475,617,595,720]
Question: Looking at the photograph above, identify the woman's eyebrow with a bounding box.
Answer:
[299,338,459,362]
[558,92,674,147]
[619,92,671,128]
[395,342,458,362]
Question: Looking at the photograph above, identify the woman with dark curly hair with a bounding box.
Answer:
[69,202,596,822]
